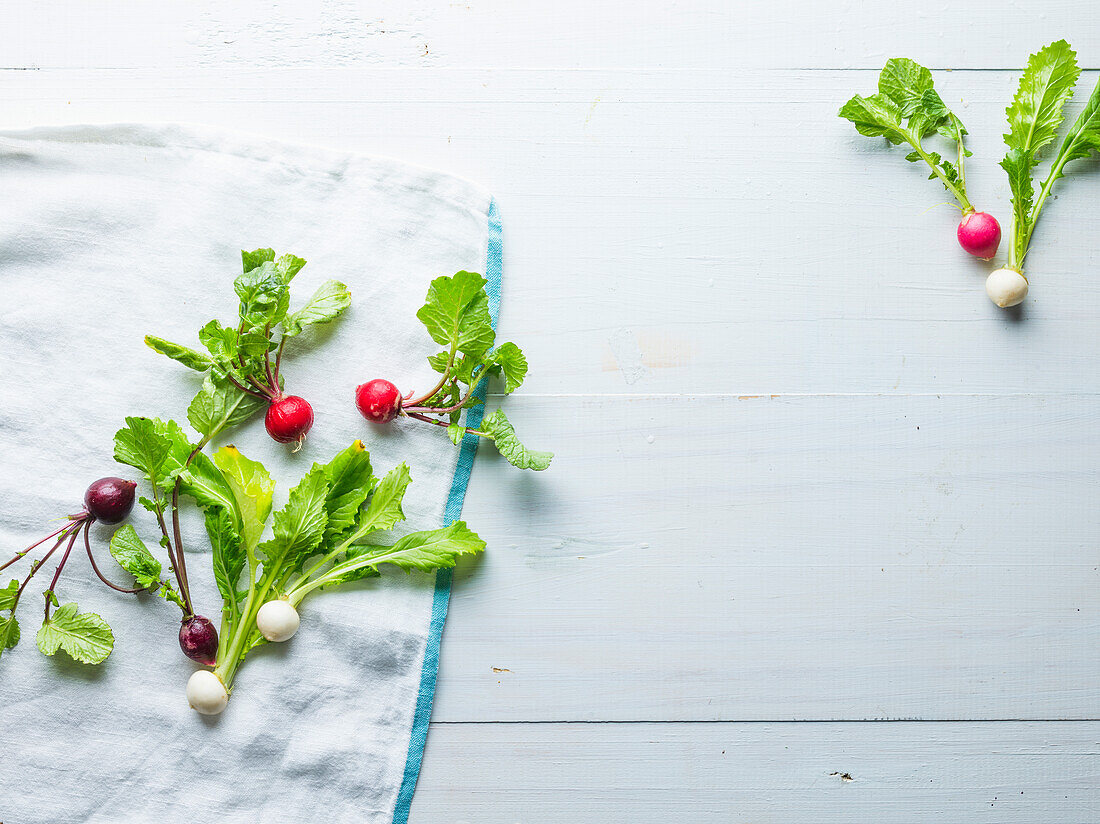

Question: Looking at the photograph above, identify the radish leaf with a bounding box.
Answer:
[407,272,551,470]
[143,336,212,372]
[187,373,265,439]
[0,614,19,654]
[478,409,553,471]
[213,445,275,552]
[0,579,19,611]
[283,280,352,337]
[205,507,245,610]
[1004,39,1079,157]
[840,59,974,212]
[416,270,495,358]
[1000,41,1099,271]
[260,467,328,574]
[108,525,162,589]
[35,603,114,665]
[318,440,376,542]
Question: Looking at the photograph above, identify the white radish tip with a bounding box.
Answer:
[186,669,229,715]
[256,599,301,642]
[985,268,1028,308]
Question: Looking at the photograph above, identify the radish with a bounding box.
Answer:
[186,669,229,715]
[985,268,1029,308]
[840,59,1006,277]
[179,614,219,665]
[83,477,137,524]
[355,379,403,424]
[146,248,350,448]
[256,599,300,642]
[957,211,1002,260]
[0,477,145,665]
[264,395,314,449]
[352,272,552,471]
[998,41,1100,308]
[198,441,486,711]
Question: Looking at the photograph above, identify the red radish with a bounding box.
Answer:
[957,211,1001,260]
[355,379,403,424]
[265,395,314,447]
[83,477,137,524]
[179,615,219,665]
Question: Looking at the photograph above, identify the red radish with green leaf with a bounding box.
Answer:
[146,249,351,450]
[840,58,1001,260]
[356,271,552,471]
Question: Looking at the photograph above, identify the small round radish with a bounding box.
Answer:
[256,599,300,642]
[985,268,1029,308]
[186,669,229,715]
[83,477,137,524]
[179,615,219,665]
[355,379,403,424]
[265,395,314,446]
[957,211,1001,260]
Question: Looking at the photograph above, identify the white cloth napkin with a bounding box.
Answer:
[0,124,496,823]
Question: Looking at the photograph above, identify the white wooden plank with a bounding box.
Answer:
[432,393,1100,721]
[410,721,1100,823]
[2,0,1098,70]
[3,70,1099,395]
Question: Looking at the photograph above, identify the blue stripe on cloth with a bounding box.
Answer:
[392,196,503,824]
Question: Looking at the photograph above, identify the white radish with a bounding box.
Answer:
[985,268,1029,308]
[186,670,229,715]
[256,599,300,642]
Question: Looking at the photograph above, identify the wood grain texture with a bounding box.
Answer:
[441,394,1099,721]
[3,1,1099,821]
[2,0,1098,70]
[410,722,1100,823]
[3,70,1099,394]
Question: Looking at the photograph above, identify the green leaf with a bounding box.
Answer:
[283,280,352,337]
[176,449,239,517]
[343,521,485,579]
[1000,148,1036,262]
[427,351,450,374]
[1049,74,1100,178]
[878,58,934,118]
[205,506,245,606]
[0,578,19,611]
[187,372,267,439]
[838,93,909,145]
[318,440,375,543]
[196,320,259,362]
[1004,39,1080,156]
[0,614,19,654]
[447,422,465,446]
[213,445,275,551]
[355,462,411,537]
[274,253,307,283]
[486,342,528,393]
[479,409,553,471]
[144,336,212,372]
[198,320,238,366]
[114,417,172,483]
[108,525,161,589]
[262,466,329,573]
[35,603,114,664]
[234,261,290,329]
[242,248,276,272]
[416,271,496,359]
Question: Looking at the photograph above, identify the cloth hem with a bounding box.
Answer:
[390,196,503,824]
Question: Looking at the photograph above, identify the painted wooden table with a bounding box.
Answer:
[3,2,1099,820]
